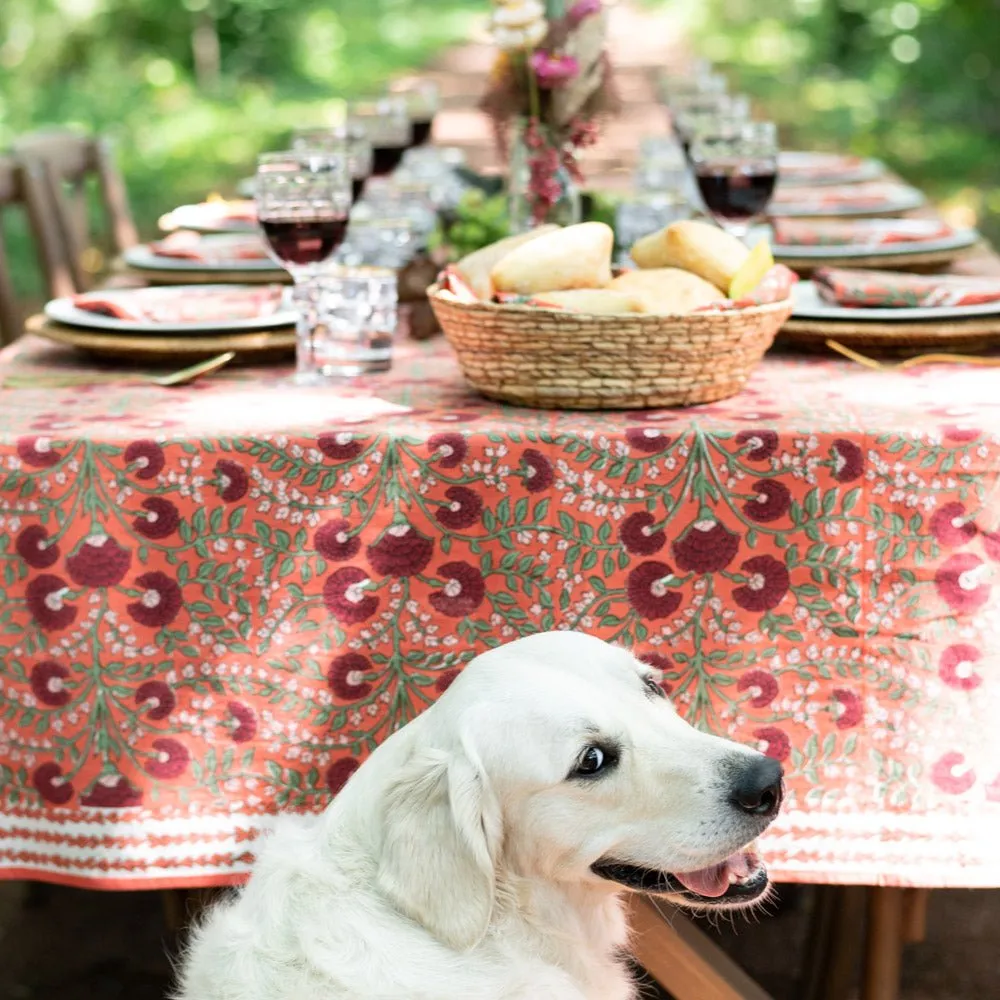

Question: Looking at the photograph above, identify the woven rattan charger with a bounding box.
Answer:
[429,287,794,410]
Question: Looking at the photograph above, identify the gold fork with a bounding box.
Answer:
[1,352,236,389]
[826,339,1000,370]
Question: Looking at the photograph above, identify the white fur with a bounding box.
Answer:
[178,631,774,1000]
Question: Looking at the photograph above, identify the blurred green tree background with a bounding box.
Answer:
[1,0,998,294]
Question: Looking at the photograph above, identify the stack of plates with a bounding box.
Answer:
[30,285,296,363]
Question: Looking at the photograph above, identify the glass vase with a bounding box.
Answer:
[507,118,582,234]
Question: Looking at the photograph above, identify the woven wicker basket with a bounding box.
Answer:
[429,287,794,409]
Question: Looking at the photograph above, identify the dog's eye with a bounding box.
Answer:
[644,675,666,699]
[573,745,616,778]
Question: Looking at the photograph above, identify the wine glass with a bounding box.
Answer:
[348,97,411,178]
[292,124,374,204]
[391,79,441,147]
[255,150,352,384]
[672,93,751,160]
[690,122,780,242]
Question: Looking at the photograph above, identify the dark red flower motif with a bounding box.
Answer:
[135,680,176,720]
[620,511,665,556]
[830,438,864,483]
[435,669,460,694]
[215,459,248,502]
[367,523,434,577]
[982,530,1000,563]
[744,480,792,523]
[318,432,365,461]
[737,669,778,708]
[522,448,554,493]
[32,762,73,805]
[626,561,682,620]
[133,497,180,540]
[143,738,189,779]
[16,436,61,468]
[228,701,257,743]
[938,644,983,691]
[754,726,791,762]
[323,567,379,624]
[16,525,60,569]
[427,432,467,468]
[733,555,790,612]
[672,519,740,574]
[736,429,779,462]
[123,440,165,480]
[326,756,360,794]
[26,574,76,632]
[942,424,981,444]
[931,752,976,795]
[832,688,863,729]
[930,502,976,548]
[625,427,670,454]
[429,562,486,617]
[81,772,143,808]
[66,535,131,588]
[435,486,484,530]
[934,553,990,614]
[328,653,374,700]
[315,519,361,562]
[29,661,71,707]
[127,571,183,628]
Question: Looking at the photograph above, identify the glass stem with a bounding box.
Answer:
[293,270,320,378]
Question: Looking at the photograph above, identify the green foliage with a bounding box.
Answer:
[694,0,1000,243]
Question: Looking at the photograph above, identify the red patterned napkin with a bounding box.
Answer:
[813,268,1000,308]
[71,285,286,323]
[779,153,865,183]
[149,232,270,262]
[695,265,799,313]
[772,182,912,211]
[774,219,954,248]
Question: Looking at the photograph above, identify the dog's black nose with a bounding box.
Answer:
[730,756,783,817]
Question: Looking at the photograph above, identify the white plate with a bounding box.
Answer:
[792,280,1000,322]
[770,226,979,260]
[158,203,257,234]
[45,285,296,334]
[778,151,884,187]
[772,185,925,218]
[124,243,282,273]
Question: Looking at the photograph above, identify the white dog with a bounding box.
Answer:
[177,631,782,1000]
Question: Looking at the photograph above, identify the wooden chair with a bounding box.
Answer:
[12,130,138,292]
[0,155,75,344]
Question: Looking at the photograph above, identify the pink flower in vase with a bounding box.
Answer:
[530,50,580,88]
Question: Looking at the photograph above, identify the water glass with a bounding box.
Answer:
[690,122,780,241]
[336,216,416,270]
[292,124,374,204]
[303,267,398,378]
[673,94,751,159]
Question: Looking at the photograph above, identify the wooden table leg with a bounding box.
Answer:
[802,885,869,1000]
[626,894,776,1000]
[901,888,930,944]
[862,887,905,1000]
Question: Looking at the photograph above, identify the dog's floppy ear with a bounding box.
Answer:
[376,732,501,951]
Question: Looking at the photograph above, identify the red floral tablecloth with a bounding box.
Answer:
[2,335,1000,889]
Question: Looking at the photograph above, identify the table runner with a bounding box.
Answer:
[1,335,1000,889]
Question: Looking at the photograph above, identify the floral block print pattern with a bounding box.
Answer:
[2,336,1000,888]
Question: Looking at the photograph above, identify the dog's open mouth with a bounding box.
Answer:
[591,847,767,906]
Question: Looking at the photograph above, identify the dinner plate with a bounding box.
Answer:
[792,280,1000,322]
[45,285,296,334]
[124,242,281,273]
[158,201,257,234]
[777,151,884,187]
[770,226,979,260]
[771,184,925,218]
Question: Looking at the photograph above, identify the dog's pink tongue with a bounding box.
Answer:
[674,851,752,898]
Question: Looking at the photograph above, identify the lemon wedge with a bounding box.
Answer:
[728,239,774,299]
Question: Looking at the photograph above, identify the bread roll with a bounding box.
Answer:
[455,225,560,300]
[527,289,644,314]
[609,268,726,314]
[631,220,749,292]
[491,222,614,294]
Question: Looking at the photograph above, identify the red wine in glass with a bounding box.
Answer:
[695,163,777,225]
[260,217,349,267]
[371,144,407,178]
[410,118,434,147]
[351,176,367,204]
